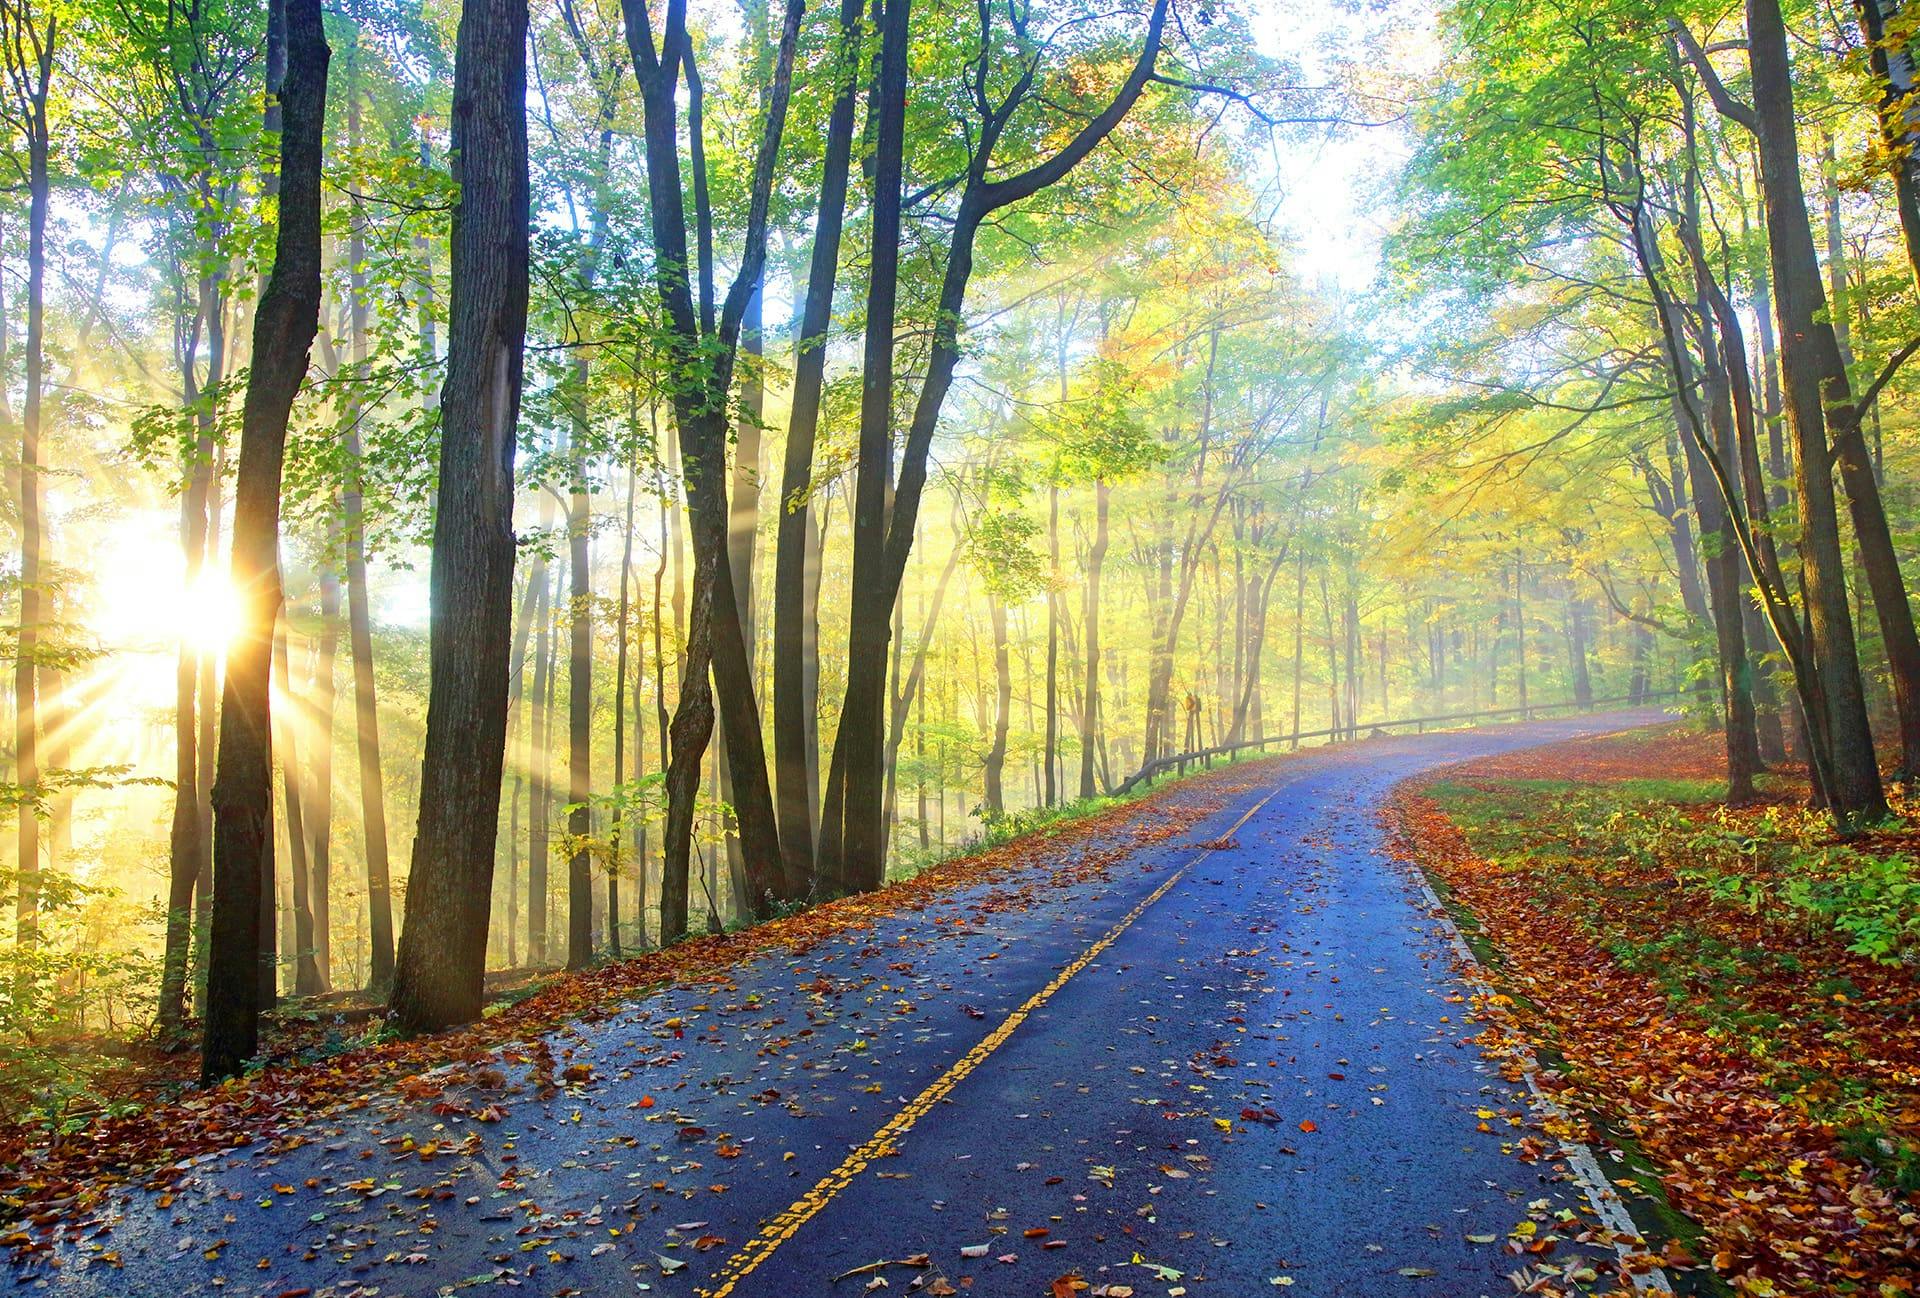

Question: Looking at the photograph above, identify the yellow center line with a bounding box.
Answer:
[698,787,1281,1298]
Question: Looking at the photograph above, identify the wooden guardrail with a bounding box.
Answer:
[1110,688,1682,796]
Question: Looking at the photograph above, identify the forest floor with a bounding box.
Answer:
[1,709,1677,1298]
[1393,727,1920,1298]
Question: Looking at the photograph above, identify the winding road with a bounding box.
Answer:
[25,710,1673,1298]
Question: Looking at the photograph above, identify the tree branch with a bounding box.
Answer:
[1852,333,1920,420]
[1669,19,1755,131]
[979,0,1170,213]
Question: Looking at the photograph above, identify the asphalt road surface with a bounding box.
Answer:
[22,710,1676,1298]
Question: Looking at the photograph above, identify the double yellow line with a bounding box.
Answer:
[698,789,1279,1298]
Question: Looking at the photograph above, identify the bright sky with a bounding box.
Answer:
[1244,0,1432,295]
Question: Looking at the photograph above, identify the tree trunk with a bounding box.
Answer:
[1639,156,1763,795]
[567,465,593,968]
[802,504,823,833]
[817,0,912,893]
[1853,0,1920,292]
[1078,480,1108,799]
[653,462,678,940]
[611,460,637,957]
[529,561,554,963]
[7,13,51,952]
[1566,597,1593,707]
[1289,553,1306,746]
[619,0,802,929]
[307,545,338,987]
[885,542,961,817]
[389,0,530,1032]
[202,0,327,1080]
[557,79,617,971]
[193,440,224,1016]
[162,433,208,1018]
[272,613,321,994]
[1682,193,1795,764]
[1743,0,1889,818]
[342,61,395,989]
[1044,484,1059,806]
[822,0,1168,887]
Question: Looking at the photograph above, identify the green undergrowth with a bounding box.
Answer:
[1427,773,1920,1198]
[886,745,1277,882]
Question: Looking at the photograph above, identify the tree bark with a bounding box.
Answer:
[567,471,592,968]
[389,0,530,1032]
[821,0,1171,889]
[619,0,803,933]
[1742,0,1888,817]
[5,1,53,952]
[611,460,638,956]
[816,0,912,893]
[159,301,221,1030]
[984,595,1011,815]
[554,52,617,971]
[272,612,320,994]
[202,0,327,1080]
[307,539,338,986]
[342,54,395,989]
[1078,481,1108,798]
[529,558,554,963]
[1853,0,1920,292]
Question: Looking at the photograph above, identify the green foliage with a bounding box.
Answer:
[964,508,1047,601]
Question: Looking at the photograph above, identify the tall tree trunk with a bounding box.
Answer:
[1078,480,1108,799]
[1229,543,1293,743]
[802,505,823,833]
[1682,291,1763,799]
[342,55,395,989]
[1644,152,1763,795]
[1142,513,1174,761]
[389,0,530,1032]
[610,460,637,957]
[555,70,617,972]
[567,468,593,969]
[883,540,961,824]
[272,612,320,994]
[619,0,802,932]
[307,547,338,986]
[821,0,1168,888]
[1853,0,1920,292]
[7,8,51,952]
[1743,0,1890,816]
[1044,484,1059,806]
[1567,596,1593,707]
[653,477,680,942]
[529,560,554,964]
[817,0,912,892]
[202,0,327,1080]
[159,355,215,1027]
[630,531,649,948]
[1512,558,1528,716]
[1289,552,1306,746]
[193,441,224,1016]
[502,555,543,967]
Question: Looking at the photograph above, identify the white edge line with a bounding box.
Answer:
[1405,850,1676,1294]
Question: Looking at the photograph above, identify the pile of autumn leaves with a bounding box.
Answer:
[0,762,1243,1249]
[1394,733,1920,1298]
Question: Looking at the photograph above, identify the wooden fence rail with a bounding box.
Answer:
[1110,688,1683,796]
